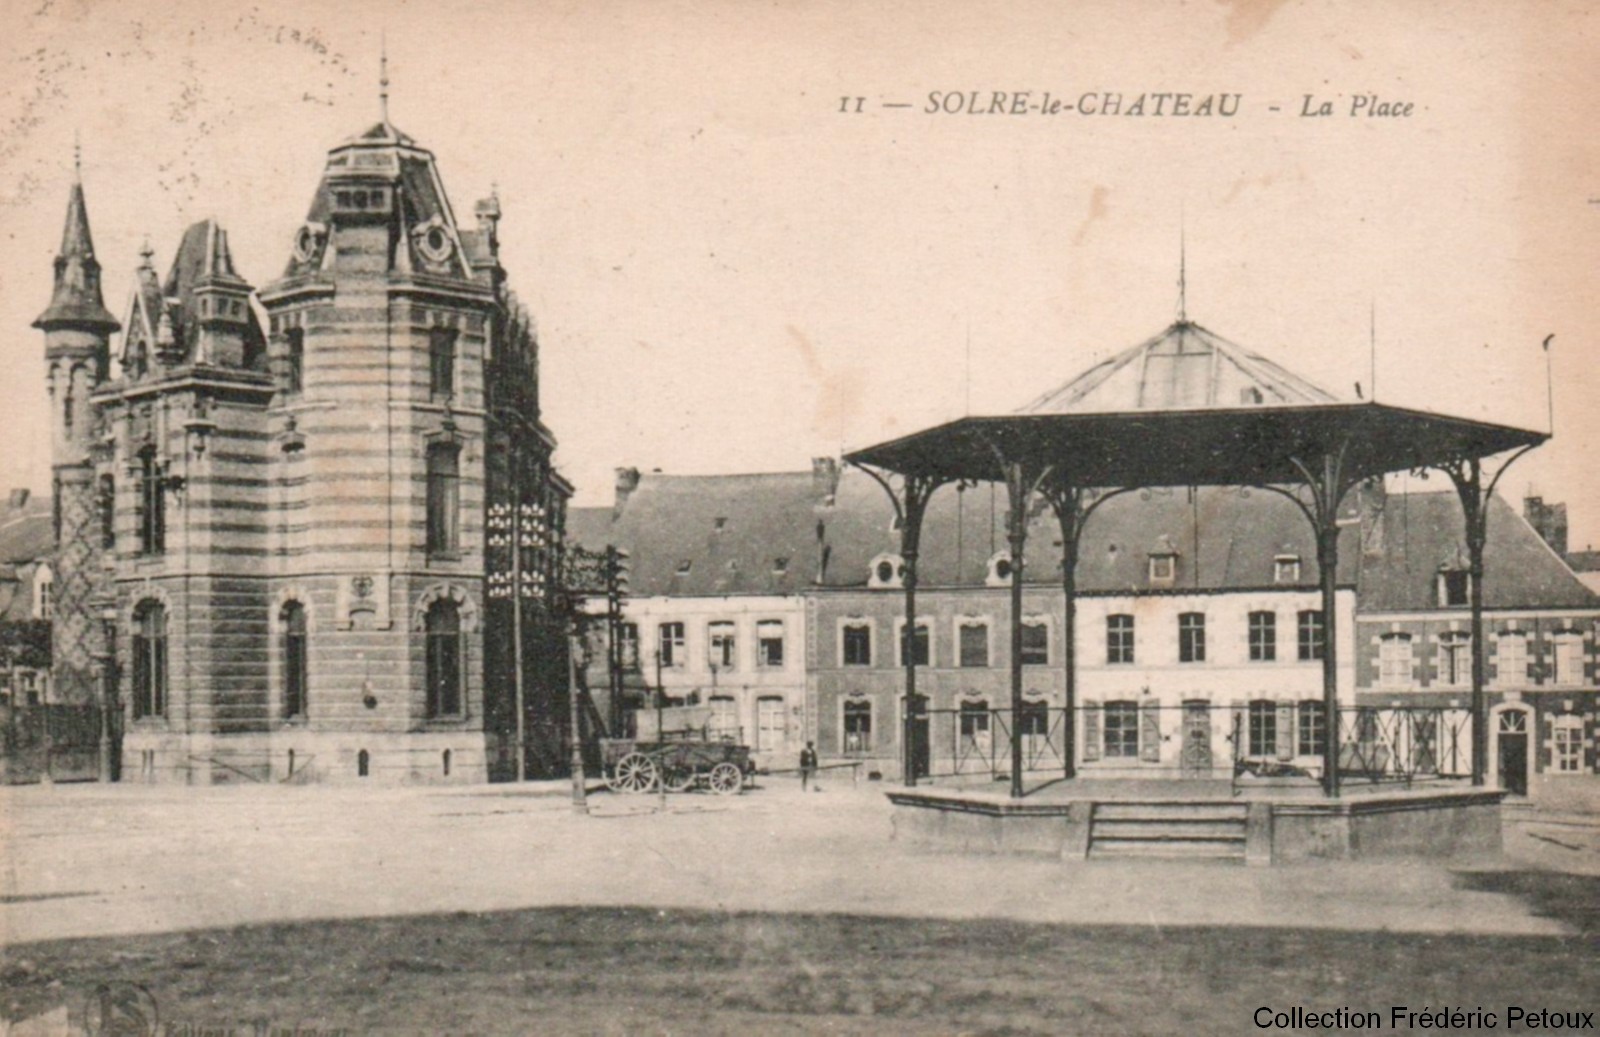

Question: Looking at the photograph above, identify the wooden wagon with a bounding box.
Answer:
[600,704,755,795]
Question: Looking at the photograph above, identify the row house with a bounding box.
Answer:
[1355,489,1600,798]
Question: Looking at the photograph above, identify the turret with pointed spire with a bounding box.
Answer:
[35,148,119,345]
[38,148,119,716]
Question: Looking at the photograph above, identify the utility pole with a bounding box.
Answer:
[567,623,587,813]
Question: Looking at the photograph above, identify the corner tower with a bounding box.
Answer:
[258,104,570,783]
[35,160,119,708]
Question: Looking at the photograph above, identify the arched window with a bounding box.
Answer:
[426,443,460,557]
[281,601,308,719]
[132,601,167,719]
[425,599,463,718]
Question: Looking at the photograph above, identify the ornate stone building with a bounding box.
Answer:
[40,110,570,784]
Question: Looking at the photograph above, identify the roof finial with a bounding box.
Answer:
[379,32,390,123]
[1176,214,1188,323]
[72,130,82,182]
[138,235,154,267]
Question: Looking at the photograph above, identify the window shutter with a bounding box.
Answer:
[1276,701,1295,760]
[1139,696,1161,763]
[1083,700,1102,761]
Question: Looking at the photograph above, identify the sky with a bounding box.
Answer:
[1,0,1595,544]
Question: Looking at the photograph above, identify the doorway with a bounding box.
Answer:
[902,695,929,780]
[1180,700,1212,778]
[1496,709,1529,796]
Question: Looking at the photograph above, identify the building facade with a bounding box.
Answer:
[808,476,1360,781]
[1354,489,1600,799]
[40,111,570,784]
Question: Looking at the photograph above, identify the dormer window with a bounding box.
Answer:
[1274,555,1301,584]
[985,552,1014,587]
[1438,569,1471,607]
[1148,552,1176,585]
[713,517,728,533]
[772,557,789,575]
[675,560,692,576]
[868,553,906,589]
[1240,387,1264,405]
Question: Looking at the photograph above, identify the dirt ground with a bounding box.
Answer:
[1,779,1596,1035]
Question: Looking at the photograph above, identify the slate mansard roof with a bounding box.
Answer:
[572,465,1367,598]
[1357,489,1599,612]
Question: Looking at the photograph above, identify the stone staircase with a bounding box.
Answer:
[1087,801,1249,862]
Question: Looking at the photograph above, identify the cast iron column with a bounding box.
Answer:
[850,464,946,788]
[1437,446,1537,786]
[1002,460,1033,800]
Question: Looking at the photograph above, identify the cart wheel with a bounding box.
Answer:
[708,762,743,795]
[661,765,695,793]
[613,752,658,794]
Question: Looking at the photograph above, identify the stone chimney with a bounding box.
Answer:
[1524,495,1568,556]
[811,456,840,505]
[613,466,641,520]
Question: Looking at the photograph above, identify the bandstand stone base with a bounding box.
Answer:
[887,782,1504,866]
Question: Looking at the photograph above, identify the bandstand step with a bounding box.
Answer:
[1087,800,1249,862]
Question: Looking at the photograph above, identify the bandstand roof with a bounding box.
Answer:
[847,321,1546,487]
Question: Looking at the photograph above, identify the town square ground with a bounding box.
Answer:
[1,780,1596,1035]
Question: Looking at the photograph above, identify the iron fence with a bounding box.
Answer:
[904,703,1472,787]
[0,703,104,784]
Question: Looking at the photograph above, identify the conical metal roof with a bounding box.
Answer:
[1018,320,1338,414]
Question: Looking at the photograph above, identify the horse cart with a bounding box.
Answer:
[601,705,756,795]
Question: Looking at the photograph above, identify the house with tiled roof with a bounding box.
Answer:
[569,465,831,767]
[0,489,55,708]
[1354,488,1600,798]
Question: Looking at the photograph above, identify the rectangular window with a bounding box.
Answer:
[843,699,872,754]
[98,474,116,549]
[1438,632,1471,686]
[709,696,738,740]
[1106,614,1134,665]
[1248,700,1277,757]
[1551,634,1584,687]
[899,621,930,667]
[1103,701,1139,758]
[1494,632,1527,686]
[757,620,785,668]
[429,327,456,399]
[842,623,871,667]
[36,580,52,621]
[136,449,165,556]
[756,696,784,751]
[618,622,639,668]
[285,328,304,394]
[1021,622,1049,665]
[1379,634,1413,688]
[1179,613,1206,663]
[708,621,737,670]
[1249,611,1276,662]
[1440,570,1470,607]
[425,443,460,557]
[1297,610,1325,662]
[1553,715,1583,773]
[1296,700,1326,757]
[658,622,685,667]
[958,622,989,668]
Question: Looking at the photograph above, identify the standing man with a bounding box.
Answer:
[799,741,819,792]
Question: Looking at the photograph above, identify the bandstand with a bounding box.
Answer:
[846,319,1545,862]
